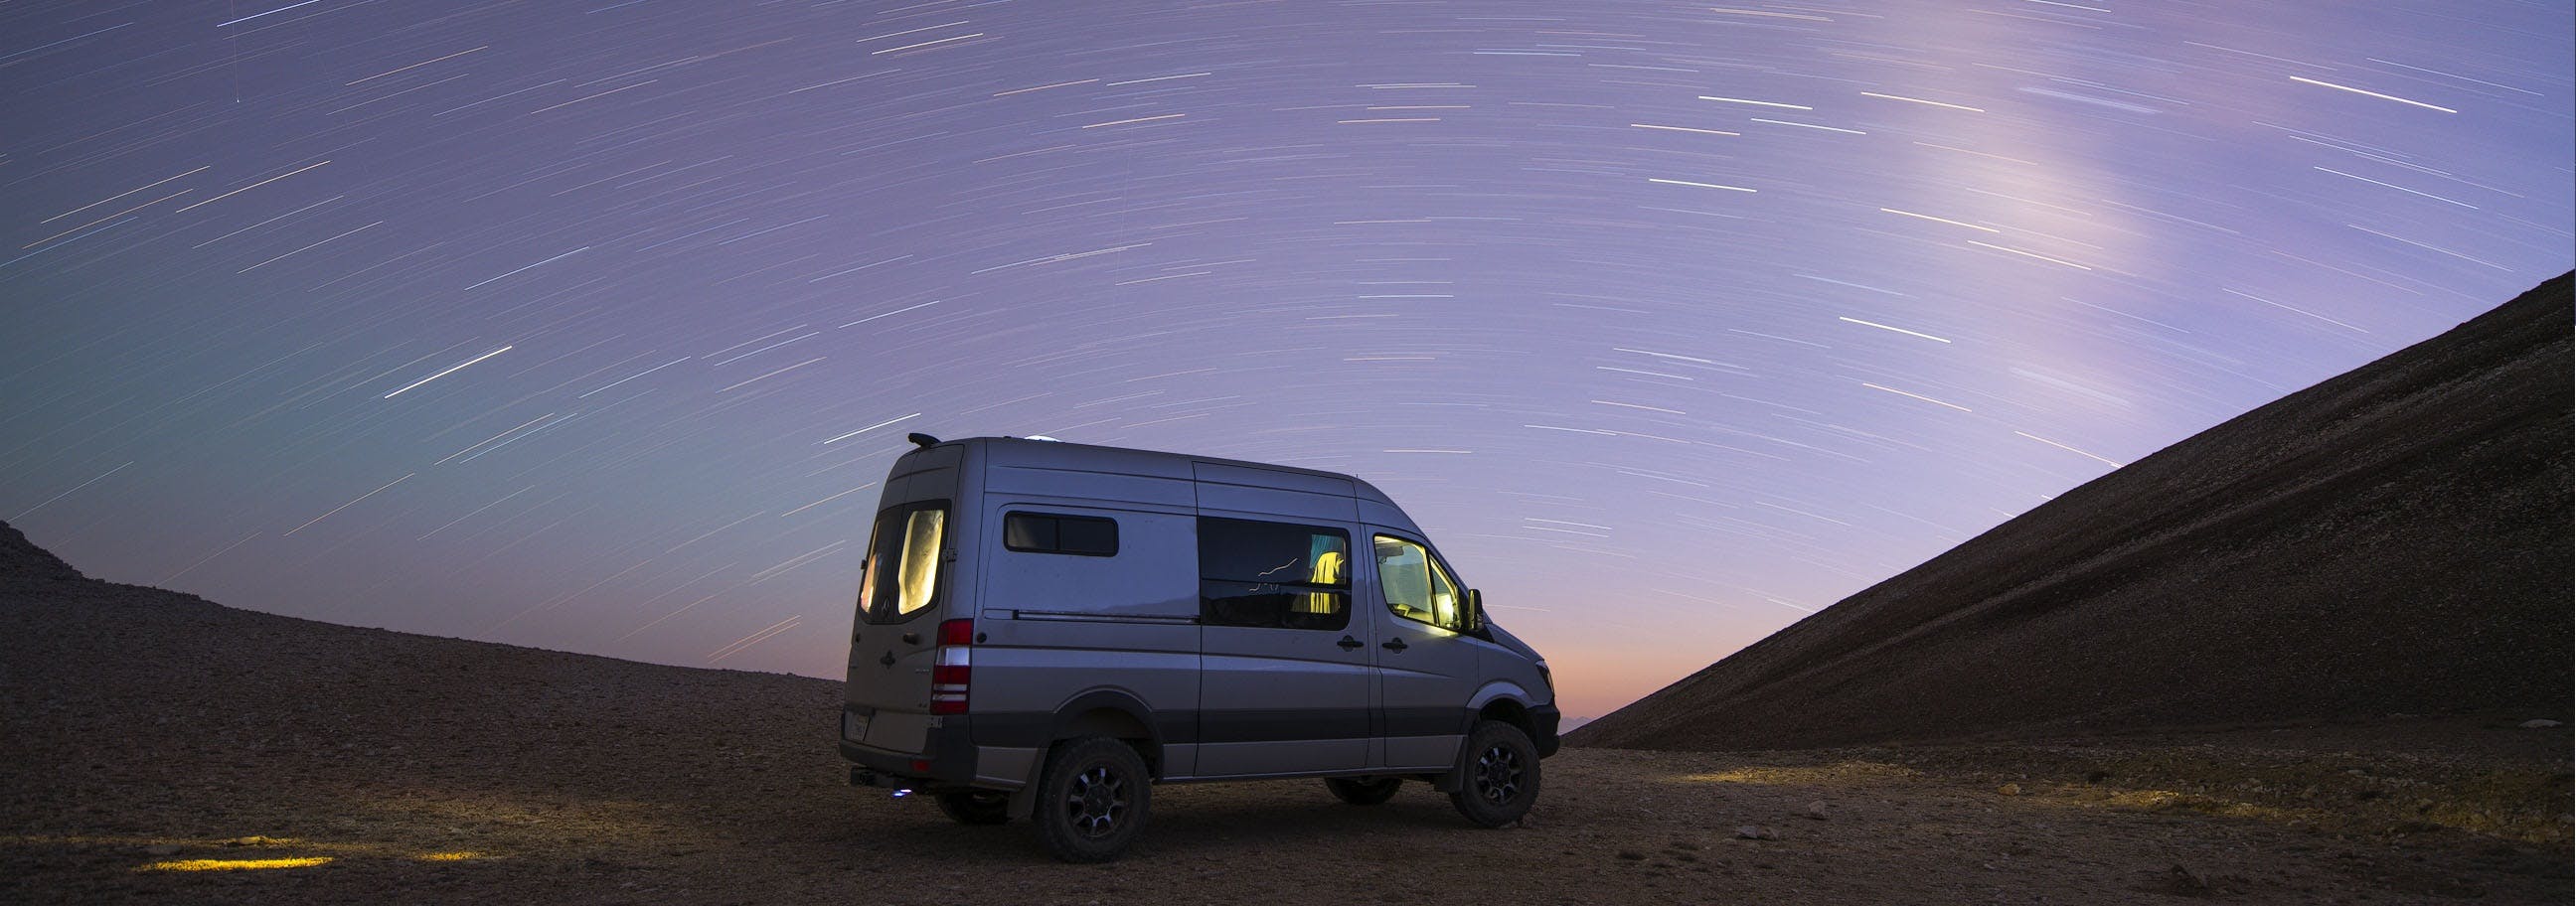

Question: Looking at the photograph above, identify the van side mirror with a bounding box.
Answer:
[1465,588,1484,632]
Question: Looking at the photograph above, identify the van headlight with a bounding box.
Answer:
[1534,661,1552,691]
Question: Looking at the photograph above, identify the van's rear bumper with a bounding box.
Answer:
[1531,704,1562,757]
[840,708,979,788]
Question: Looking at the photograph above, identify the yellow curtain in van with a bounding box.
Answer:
[1299,549,1346,614]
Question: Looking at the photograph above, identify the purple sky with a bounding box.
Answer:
[3,0,2568,720]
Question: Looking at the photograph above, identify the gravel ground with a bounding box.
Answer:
[3,533,2569,905]
[6,737,2570,906]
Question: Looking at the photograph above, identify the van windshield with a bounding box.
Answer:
[858,503,946,623]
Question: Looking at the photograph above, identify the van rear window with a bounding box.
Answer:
[1004,512,1119,556]
[1199,517,1350,631]
[857,502,946,624]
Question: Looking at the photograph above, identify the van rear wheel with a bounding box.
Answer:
[1032,736,1151,862]
[1324,776,1402,805]
[1448,720,1540,827]
[933,791,1011,825]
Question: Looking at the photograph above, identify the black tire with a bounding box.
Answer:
[1324,776,1402,805]
[1448,720,1540,827]
[1032,736,1151,862]
[933,790,1011,826]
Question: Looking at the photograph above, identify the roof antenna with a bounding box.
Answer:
[906,432,940,449]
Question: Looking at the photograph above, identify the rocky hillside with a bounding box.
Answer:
[0,521,81,581]
[1572,273,2574,751]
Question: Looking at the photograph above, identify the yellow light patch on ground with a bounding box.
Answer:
[140,856,333,872]
[1676,762,1924,785]
[15,831,503,872]
[2096,789,2306,824]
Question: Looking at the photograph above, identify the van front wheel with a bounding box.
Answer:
[1032,736,1151,862]
[1448,720,1540,827]
[1324,776,1401,805]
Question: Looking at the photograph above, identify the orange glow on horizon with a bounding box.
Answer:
[1545,645,1731,722]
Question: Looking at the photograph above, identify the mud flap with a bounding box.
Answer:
[1006,750,1049,820]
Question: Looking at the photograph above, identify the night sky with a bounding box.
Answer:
[3,1,2568,720]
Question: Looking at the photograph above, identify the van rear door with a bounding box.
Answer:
[845,492,954,755]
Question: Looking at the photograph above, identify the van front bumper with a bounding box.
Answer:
[1531,704,1562,757]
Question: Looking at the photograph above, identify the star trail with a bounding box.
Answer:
[2,1,2568,719]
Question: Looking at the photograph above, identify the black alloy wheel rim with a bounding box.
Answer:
[1067,765,1128,837]
[1474,743,1523,805]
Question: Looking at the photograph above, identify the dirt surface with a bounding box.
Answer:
[4,539,2570,905]
[1575,274,2574,752]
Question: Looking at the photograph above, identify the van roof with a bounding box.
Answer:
[938,435,1403,507]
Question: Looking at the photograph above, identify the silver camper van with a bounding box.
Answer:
[839,434,1558,861]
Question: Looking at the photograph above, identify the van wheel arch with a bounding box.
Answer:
[1476,697,1533,742]
[1048,689,1162,777]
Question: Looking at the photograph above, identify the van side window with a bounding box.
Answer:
[1373,534,1465,632]
[1004,512,1119,556]
[1199,518,1351,631]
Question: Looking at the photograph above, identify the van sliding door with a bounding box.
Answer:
[1193,517,1372,776]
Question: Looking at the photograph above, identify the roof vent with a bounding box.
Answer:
[1026,435,1061,442]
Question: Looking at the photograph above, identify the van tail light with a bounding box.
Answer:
[929,618,973,714]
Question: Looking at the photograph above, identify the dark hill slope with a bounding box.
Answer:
[0,520,844,866]
[0,521,81,581]
[1572,274,2573,751]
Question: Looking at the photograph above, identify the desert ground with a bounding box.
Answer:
[5,595,2568,906]
[5,521,2571,905]
[8,723,2570,906]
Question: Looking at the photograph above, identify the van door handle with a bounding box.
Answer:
[1337,635,1364,651]
[899,632,919,645]
[1381,638,1408,653]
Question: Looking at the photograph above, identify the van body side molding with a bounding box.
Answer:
[1008,609,1200,625]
